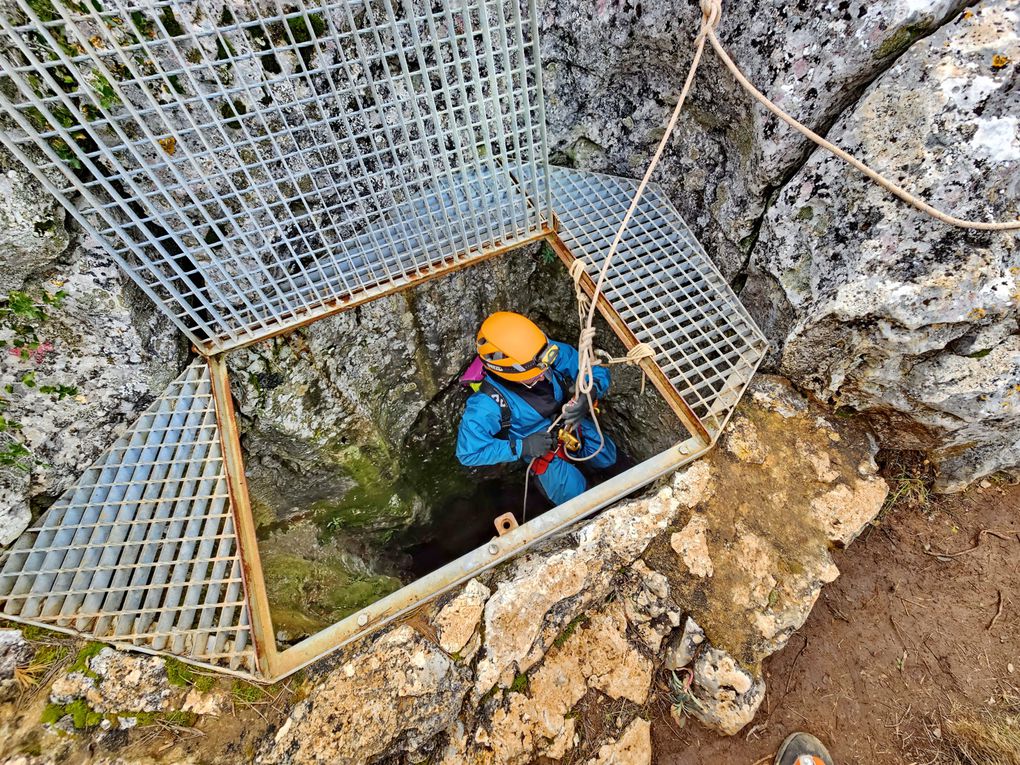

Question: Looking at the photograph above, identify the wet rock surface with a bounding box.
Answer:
[262,375,888,762]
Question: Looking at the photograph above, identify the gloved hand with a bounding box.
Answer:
[561,396,591,427]
[519,430,557,460]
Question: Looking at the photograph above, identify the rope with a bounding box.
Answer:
[700,1,1020,233]
[539,0,1018,517]
[567,0,1019,450]
[595,343,655,394]
[568,0,715,455]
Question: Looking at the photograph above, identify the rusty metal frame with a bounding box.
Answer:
[0,0,767,679]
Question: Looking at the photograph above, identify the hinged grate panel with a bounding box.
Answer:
[0,0,550,352]
[0,361,256,675]
[547,167,769,436]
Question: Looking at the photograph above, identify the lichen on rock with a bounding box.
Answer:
[49,647,174,714]
[745,0,1020,491]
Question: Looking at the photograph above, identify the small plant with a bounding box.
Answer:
[14,643,70,689]
[668,669,702,725]
[508,672,529,694]
[67,641,106,677]
[164,657,196,687]
[0,288,81,472]
[0,440,33,472]
[165,657,217,692]
[1,289,66,355]
[882,474,930,514]
[552,615,588,649]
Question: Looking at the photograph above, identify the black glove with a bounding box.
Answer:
[519,430,556,460]
[561,397,591,427]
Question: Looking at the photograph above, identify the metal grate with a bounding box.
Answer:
[547,167,769,436]
[0,0,550,352]
[0,361,255,674]
[0,0,768,681]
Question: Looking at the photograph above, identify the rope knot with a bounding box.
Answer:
[699,0,721,35]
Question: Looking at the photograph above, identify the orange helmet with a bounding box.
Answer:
[476,312,559,383]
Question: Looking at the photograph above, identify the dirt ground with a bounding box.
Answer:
[650,474,1020,765]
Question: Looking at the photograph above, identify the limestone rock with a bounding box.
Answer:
[664,617,705,671]
[671,514,714,578]
[261,626,470,765]
[0,242,187,515]
[181,688,228,717]
[447,601,652,765]
[540,0,967,278]
[472,474,691,697]
[0,468,30,547]
[434,579,491,657]
[50,648,173,713]
[747,0,1020,490]
[810,479,890,545]
[0,628,34,702]
[689,645,766,736]
[585,718,652,765]
[0,147,70,293]
[622,560,680,653]
[657,376,881,665]
[575,603,653,705]
[722,415,768,464]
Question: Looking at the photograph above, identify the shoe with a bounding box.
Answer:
[774,732,835,765]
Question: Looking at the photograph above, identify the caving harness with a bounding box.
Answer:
[459,356,586,475]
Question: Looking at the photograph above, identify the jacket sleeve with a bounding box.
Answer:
[456,394,520,467]
[552,340,611,400]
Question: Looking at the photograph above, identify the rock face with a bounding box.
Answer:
[0,238,187,546]
[262,626,471,765]
[586,718,652,765]
[742,1,1020,490]
[541,0,1017,489]
[0,147,70,294]
[263,376,888,762]
[538,0,968,278]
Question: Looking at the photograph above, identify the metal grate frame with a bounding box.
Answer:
[0,0,767,682]
[0,0,551,351]
[0,361,255,675]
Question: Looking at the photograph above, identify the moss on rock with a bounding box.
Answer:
[261,551,401,638]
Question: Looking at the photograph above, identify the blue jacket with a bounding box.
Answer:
[455,340,611,467]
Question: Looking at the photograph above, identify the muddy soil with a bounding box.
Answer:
[650,479,1020,765]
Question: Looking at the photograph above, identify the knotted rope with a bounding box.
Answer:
[568,0,1020,457]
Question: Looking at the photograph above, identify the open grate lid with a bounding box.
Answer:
[0,361,256,675]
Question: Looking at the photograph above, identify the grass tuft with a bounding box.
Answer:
[553,615,588,650]
[164,657,196,687]
[509,672,529,695]
[231,679,267,705]
[944,712,1020,765]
